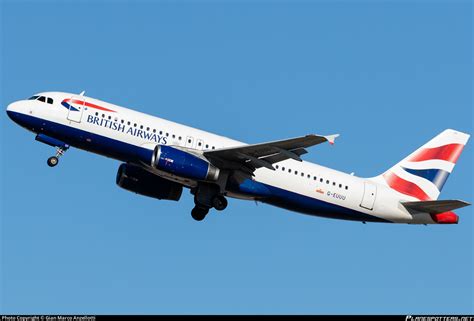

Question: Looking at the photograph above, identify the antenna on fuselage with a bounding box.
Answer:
[79,90,85,96]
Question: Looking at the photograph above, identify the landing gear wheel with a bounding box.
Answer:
[46,145,68,168]
[212,195,228,211]
[47,156,59,167]
[191,206,209,221]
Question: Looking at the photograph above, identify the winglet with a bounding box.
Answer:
[325,134,339,145]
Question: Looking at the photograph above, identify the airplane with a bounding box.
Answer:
[6,91,471,223]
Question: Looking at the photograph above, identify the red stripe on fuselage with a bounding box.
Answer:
[63,98,116,113]
[383,172,431,201]
[408,144,464,163]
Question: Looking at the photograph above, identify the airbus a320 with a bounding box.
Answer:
[6,92,470,223]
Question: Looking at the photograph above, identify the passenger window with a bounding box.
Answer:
[47,97,53,104]
[212,146,215,150]
[127,121,131,125]
[307,174,310,179]
[146,127,150,131]
[295,171,298,175]
[326,180,329,184]
[159,131,163,135]
[140,125,143,129]
[108,116,112,120]
[320,178,323,183]
[282,167,285,171]
[333,182,336,186]
[345,186,348,190]
[37,96,46,103]
[313,176,317,180]
[275,165,279,169]
[153,129,156,133]
[206,144,209,148]
[95,112,99,116]
[288,169,292,173]
[339,184,342,188]
[172,134,175,139]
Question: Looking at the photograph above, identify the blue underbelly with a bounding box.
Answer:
[227,178,389,222]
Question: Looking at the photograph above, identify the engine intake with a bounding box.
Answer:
[151,145,220,181]
[116,163,182,201]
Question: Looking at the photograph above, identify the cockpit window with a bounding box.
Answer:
[29,95,53,104]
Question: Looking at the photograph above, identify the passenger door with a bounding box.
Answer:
[360,181,377,210]
[66,95,85,123]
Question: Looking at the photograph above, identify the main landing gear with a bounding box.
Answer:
[212,195,228,211]
[191,184,228,221]
[47,146,68,167]
[191,206,209,221]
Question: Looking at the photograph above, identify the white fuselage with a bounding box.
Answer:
[6,92,437,224]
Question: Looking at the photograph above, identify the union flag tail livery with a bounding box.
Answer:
[6,92,471,224]
[376,129,469,201]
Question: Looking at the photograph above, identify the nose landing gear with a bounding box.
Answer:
[47,146,68,167]
[47,156,59,167]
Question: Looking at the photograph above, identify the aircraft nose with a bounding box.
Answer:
[6,101,21,122]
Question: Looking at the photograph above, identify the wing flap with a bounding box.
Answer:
[204,134,338,174]
[259,148,308,165]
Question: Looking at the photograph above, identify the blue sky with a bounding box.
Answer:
[1,0,472,314]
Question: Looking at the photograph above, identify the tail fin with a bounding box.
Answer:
[374,129,470,201]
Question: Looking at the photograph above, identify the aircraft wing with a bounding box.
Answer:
[203,134,339,177]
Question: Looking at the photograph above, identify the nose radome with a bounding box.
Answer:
[6,101,21,122]
[7,101,20,111]
[6,102,15,118]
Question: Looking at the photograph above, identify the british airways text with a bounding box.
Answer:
[86,115,168,144]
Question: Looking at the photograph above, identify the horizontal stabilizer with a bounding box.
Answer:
[402,199,471,214]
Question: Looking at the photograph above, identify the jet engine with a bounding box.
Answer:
[116,163,183,201]
[150,145,220,181]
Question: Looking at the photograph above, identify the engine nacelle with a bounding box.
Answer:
[116,163,183,201]
[151,145,220,181]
